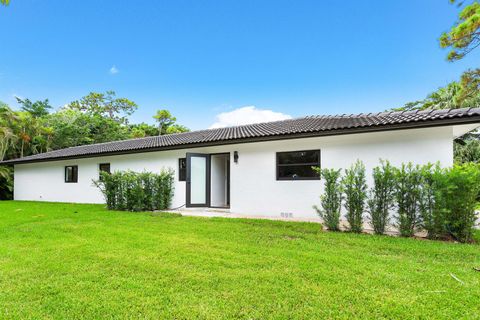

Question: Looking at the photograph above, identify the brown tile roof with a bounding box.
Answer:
[3,107,480,164]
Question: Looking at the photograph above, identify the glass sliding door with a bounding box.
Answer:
[186,153,210,207]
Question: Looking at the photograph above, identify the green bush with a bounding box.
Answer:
[94,169,175,212]
[154,172,175,210]
[419,163,480,242]
[443,163,480,243]
[314,168,343,231]
[0,166,13,200]
[419,164,448,240]
[394,163,423,237]
[342,160,367,233]
[316,161,480,243]
[367,160,396,235]
[454,139,480,164]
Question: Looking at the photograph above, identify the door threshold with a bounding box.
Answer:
[183,207,230,213]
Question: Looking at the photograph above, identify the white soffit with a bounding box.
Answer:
[453,123,480,139]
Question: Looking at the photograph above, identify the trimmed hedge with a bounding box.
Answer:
[442,163,480,242]
[316,161,480,243]
[342,160,367,233]
[313,168,342,231]
[94,169,174,212]
[394,163,423,237]
[367,160,396,235]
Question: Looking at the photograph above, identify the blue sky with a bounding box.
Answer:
[0,0,478,130]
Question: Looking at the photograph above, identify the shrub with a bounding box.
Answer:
[367,160,396,235]
[313,168,343,231]
[394,163,423,237]
[0,166,13,200]
[418,164,448,240]
[443,163,480,243]
[315,160,480,242]
[454,139,480,164]
[141,172,154,211]
[154,171,175,210]
[94,169,175,211]
[342,160,367,233]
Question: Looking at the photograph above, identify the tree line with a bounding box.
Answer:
[0,91,188,199]
[1,0,479,199]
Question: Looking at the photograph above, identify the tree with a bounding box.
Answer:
[455,138,480,163]
[0,93,191,198]
[394,1,480,112]
[457,68,480,105]
[392,82,461,111]
[14,112,36,158]
[129,123,159,138]
[166,124,189,134]
[153,110,175,134]
[44,109,131,149]
[16,97,52,118]
[0,166,13,200]
[0,103,19,161]
[68,91,138,124]
[153,109,189,135]
[392,1,480,164]
[392,72,480,112]
[0,126,16,161]
[440,1,480,61]
[1,0,10,6]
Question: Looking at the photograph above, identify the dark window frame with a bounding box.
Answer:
[276,150,321,181]
[178,158,186,181]
[99,163,111,180]
[65,165,78,183]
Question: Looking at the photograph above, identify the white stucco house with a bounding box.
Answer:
[2,108,480,219]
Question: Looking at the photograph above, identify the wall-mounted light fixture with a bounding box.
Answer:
[234,151,239,163]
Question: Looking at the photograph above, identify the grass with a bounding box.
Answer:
[0,202,479,319]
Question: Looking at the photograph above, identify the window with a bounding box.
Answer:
[99,163,111,180]
[276,150,320,180]
[179,158,186,181]
[65,165,78,183]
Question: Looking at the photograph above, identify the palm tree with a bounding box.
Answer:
[0,166,11,180]
[0,166,13,199]
[426,82,461,110]
[41,126,55,152]
[0,104,19,161]
[13,112,33,158]
[0,127,17,161]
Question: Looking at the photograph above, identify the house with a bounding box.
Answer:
[2,108,480,219]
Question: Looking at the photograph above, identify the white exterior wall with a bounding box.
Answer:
[14,126,454,218]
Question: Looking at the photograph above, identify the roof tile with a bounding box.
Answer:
[3,107,480,164]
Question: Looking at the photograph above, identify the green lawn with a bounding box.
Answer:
[0,202,479,319]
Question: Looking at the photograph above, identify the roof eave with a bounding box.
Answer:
[3,115,480,165]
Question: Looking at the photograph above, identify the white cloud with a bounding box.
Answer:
[109,65,119,75]
[209,106,292,129]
